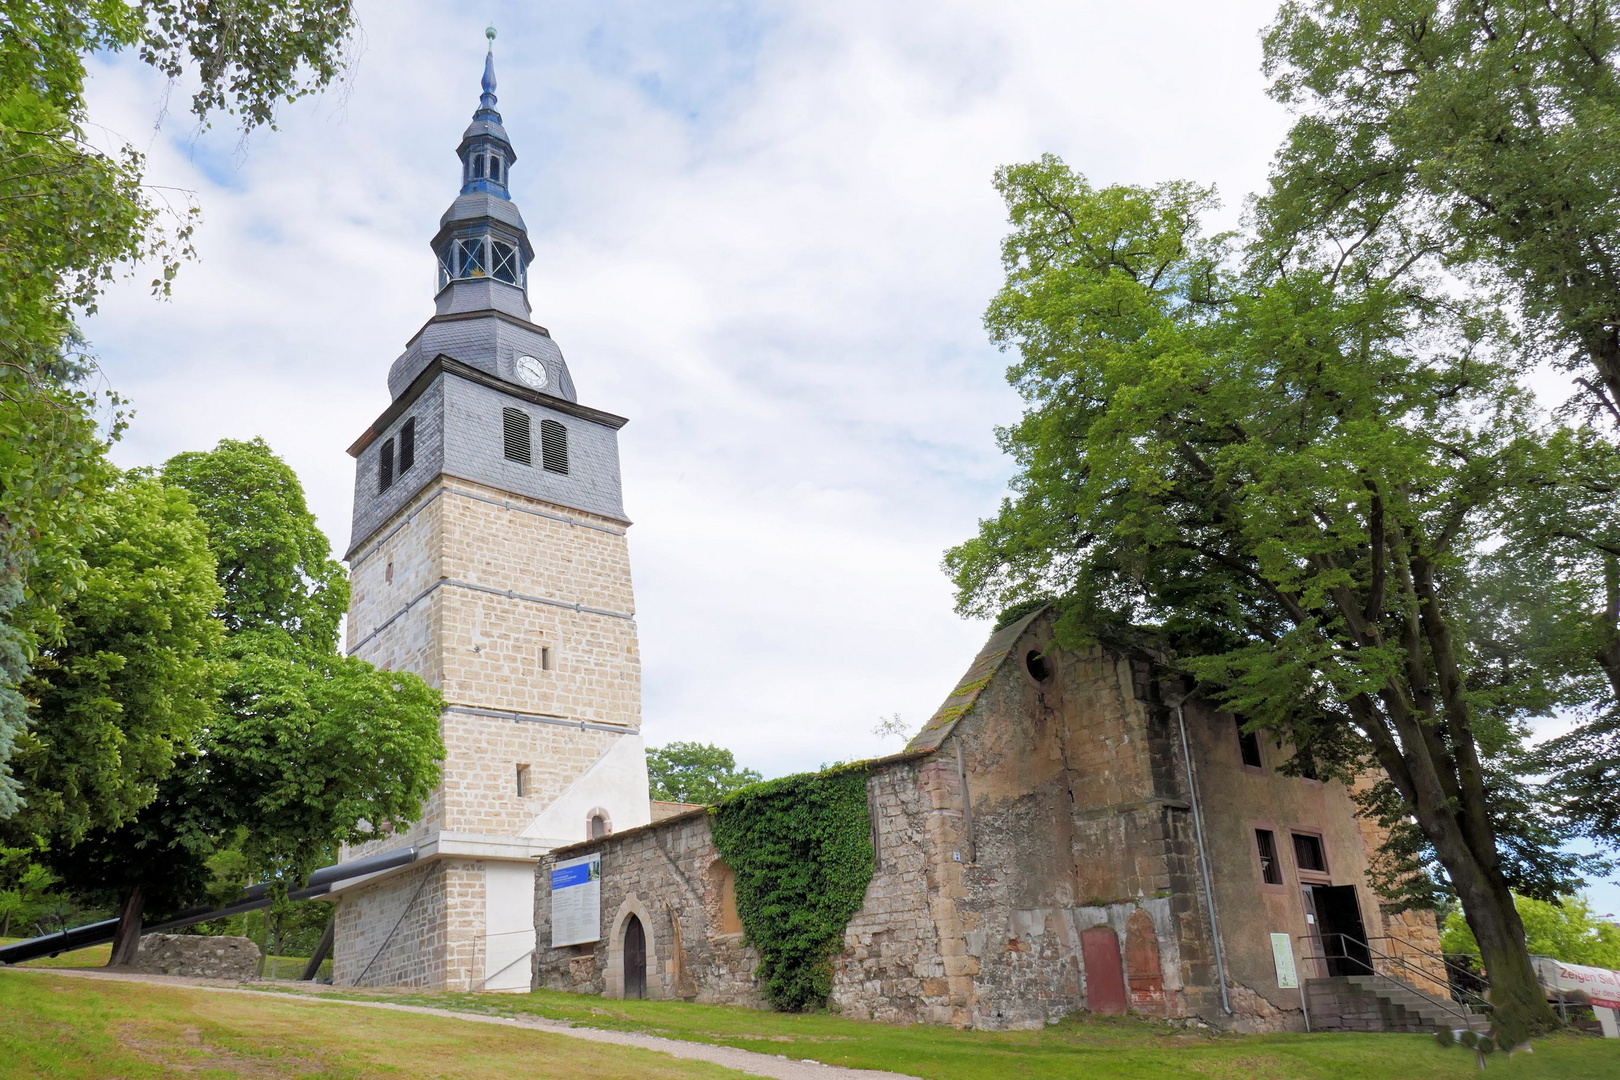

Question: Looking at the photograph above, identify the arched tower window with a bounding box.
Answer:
[455,237,485,278]
[491,241,519,284]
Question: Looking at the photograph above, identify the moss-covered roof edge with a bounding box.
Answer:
[903,605,1050,755]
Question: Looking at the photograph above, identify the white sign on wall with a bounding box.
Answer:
[1270,932,1299,989]
[550,853,602,947]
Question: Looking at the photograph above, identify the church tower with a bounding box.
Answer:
[328,31,651,991]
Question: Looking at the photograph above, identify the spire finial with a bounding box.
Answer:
[479,27,498,112]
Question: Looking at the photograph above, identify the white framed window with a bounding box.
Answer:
[455,237,485,278]
[491,241,519,284]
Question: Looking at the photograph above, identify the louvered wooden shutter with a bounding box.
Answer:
[378,438,395,492]
[502,407,532,465]
[540,418,568,474]
[399,418,415,474]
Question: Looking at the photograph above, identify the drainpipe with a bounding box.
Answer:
[1175,701,1232,1015]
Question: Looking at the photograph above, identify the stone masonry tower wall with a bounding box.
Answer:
[325,34,650,991]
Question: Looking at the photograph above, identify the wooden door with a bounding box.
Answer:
[623,914,646,999]
[1081,926,1128,1015]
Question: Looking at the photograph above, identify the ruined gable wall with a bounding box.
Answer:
[942,622,1203,1028]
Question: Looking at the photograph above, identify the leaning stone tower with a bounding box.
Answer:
[327,32,651,991]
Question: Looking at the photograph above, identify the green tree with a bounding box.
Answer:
[1443,894,1620,970]
[160,438,347,647]
[647,742,762,805]
[6,473,222,846]
[945,156,1604,1039]
[0,1,358,820]
[1262,0,1620,426]
[0,845,61,937]
[46,440,441,965]
[1259,1,1620,841]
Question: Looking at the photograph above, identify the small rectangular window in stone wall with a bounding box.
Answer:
[541,418,568,474]
[503,408,532,465]
[1236,716,1263,769]
[1292,832,1328,874]
[1255,829,1283,885]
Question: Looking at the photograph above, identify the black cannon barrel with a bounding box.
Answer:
[303,846,417,888]
[0,847,412,966]
[0,918,120,966]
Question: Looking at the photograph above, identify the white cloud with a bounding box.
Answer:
[80,0,1294,780]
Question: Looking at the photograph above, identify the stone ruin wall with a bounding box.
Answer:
[532,760,980,1019]
[533,809,763,1006]
[132,934,261,980]
[535,620,1426,1033]
[532,738,1192,1030]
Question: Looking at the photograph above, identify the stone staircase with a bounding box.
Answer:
[1306,976,1491,1034]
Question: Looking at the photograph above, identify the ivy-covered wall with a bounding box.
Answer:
[710,765,874,1011]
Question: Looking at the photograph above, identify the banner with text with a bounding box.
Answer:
[1545,960,1620,1010]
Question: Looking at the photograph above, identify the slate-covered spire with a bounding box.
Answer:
[430,27,535,319]
[478,27,499,115]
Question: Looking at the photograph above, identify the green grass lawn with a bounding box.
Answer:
[0,970,740,1080]
[260,984,1620,1080]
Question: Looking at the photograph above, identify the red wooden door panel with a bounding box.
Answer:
[1081,926,1128,1015]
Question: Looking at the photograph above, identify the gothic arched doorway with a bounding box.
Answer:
[623,914,647,999]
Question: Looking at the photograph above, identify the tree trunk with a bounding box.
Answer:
[1369,541,1562,1043]
[107,884,143,967]
[1440,843,1557,1046]
[1597,553,1620,701]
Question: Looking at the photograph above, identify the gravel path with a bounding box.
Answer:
[5,966,923,1080]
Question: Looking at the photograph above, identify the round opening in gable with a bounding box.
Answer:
[1025,649,1053,684]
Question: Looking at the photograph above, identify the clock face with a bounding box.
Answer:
[515,355,547,389]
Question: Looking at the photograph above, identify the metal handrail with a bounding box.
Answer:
[1355,933,1493,1004]
[1300,932,1491,1026]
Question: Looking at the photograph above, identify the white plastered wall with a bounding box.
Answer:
[520,734,652,848]
[483,861,536,991]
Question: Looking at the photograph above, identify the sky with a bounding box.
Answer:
[76,2,1616,911]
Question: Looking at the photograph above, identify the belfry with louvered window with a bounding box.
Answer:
[334,28,649,998]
